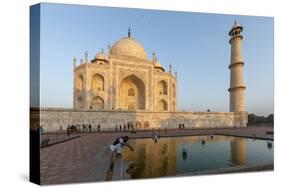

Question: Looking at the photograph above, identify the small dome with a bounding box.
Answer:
[154,61,162,68]
[154,60,165,71]
[92,51,108,63]
[95,52,108,60]
[110,37,147,60]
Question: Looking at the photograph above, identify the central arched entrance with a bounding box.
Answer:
[118,75,145,110]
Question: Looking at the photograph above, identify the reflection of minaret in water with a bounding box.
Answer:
[230,137,246,165]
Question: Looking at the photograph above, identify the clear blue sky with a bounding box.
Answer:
[39,3,274,116]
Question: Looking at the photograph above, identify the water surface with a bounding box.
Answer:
[122,135,273,179]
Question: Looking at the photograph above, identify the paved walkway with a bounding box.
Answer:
[40,126,273,185]
[40,133,80,147]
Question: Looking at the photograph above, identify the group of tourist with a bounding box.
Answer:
[115,124,135,132]
[82,124,93,132]
[62,123,187,133]
[179,124,185,129]
[62,123,188,136]
[65,124,101,134]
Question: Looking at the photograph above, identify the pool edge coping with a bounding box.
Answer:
[129,133,274,141]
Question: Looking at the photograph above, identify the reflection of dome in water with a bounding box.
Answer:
[110,37,148,60]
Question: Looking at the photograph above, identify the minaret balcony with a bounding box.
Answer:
[228,61,244,69]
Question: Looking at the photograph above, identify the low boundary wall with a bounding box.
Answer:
[30,108,248,132]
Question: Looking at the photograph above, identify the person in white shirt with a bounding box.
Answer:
[109,136,134,155]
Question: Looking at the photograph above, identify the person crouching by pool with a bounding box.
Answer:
[110,136,134,156]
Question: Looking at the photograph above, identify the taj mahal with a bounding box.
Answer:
[33,22,248,131]
[73,28,177,112]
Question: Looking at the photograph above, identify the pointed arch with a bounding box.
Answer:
[157,99,168,111]
[158,80,168,95]
[92,73,104,92]
[118,74,145,110]
[90,96,104,110]
[76,74,83,91]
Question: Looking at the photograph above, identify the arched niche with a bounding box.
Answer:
[92,73,104,92]
[76,74,83,91]
[118,74,145,110]
[157,99,168,111]
[90,96,104,110]
[158,80,168,95]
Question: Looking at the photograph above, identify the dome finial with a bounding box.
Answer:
[101,48,104,53]
[234,20,237,25]
[128,27,131,37]
[152,51,156,61]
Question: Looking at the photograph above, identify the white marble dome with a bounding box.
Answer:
[110,37,147,60]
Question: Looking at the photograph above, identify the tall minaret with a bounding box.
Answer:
[228,21,246,112]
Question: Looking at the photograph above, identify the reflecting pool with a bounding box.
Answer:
[122,135,273,179]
